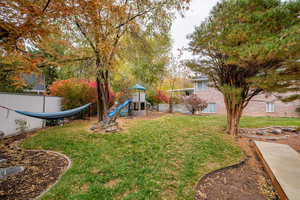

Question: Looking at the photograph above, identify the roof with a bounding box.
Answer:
[168,88,194,92]
[191,76,209,82]
[131,84,146,91]
[23,73,45,91]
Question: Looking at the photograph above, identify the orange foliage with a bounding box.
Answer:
[48,79,115,110]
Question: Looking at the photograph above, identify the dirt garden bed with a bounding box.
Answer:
[196,126,300,200]
[0,133,70,200]
[196,139,278,200]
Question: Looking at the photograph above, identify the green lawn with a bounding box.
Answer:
[22,115,300,200]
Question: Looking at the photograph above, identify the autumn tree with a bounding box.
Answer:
[0,1,85,89]
[56,0,190,122]
[183,94,207,115]
[187,0,300,135]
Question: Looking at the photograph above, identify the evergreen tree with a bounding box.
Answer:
[187,0,300,135]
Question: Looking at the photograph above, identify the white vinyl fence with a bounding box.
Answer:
[158,104,190,114]
[0,92,61,137]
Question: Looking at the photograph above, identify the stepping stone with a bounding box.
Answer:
[254,141,300,200]
[0,166,24,180]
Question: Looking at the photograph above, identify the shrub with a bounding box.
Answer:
[147,90,169,105]
[183,94,208,114]
[48,79,97,110]
[155,90,169,103]
[169,94,183,104]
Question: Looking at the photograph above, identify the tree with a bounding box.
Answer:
[252,62,300,102]
[167,52,191,113]
[183,94,207,115]
[1,1,190,122]
[60,0,190,122]
[187,0,300,135]
[121,33,171,89]
[0,1,91,91]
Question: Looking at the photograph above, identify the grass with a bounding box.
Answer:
[22,115,299,200]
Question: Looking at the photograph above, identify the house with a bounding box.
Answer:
[23,73,46,94]
[0,74,61,137]
[167,76,299,117]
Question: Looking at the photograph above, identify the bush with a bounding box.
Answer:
[48,79,97,110]
[183,94,208,114]
[169,94,183,104]
[147,90,169,105]
[155,90,169,103]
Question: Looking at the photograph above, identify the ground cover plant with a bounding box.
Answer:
[21,115,300,200]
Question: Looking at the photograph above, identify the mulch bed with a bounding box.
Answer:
[196,138,280,199]
[195,159,277,200]
[195,126,300,200]
[0,133,69,200]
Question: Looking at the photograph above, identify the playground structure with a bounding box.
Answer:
[130,84,147,117]
[102,84,147,131]
[0,84,148,133]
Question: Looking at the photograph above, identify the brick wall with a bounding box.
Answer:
[195,87,300,117]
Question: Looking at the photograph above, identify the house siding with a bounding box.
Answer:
[194,85,299,117]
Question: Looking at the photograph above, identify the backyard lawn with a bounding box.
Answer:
[22,114,300,200]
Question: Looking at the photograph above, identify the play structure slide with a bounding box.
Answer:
[108,99,132,118]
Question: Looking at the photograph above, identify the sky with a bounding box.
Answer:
[171,0,220,59]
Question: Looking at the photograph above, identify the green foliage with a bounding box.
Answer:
[15,119,28,133]
[187,0,300,134]
[0,69,27,92]
[120,33,171,89]
[42,66,58,87]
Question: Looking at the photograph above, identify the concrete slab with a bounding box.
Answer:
[254,141,300,200]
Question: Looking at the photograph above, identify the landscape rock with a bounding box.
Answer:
[105,127,119,133]
[271,129,282,135]
[282,127,296,132]
[0,166,24,180]
[0,131,4,139]
[90,125,99,131]
[256,130,267,135]
[0,158,7,164]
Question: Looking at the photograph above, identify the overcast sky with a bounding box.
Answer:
[171,0,220,59]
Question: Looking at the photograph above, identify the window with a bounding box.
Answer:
[197,81,208,90]
[203,103,216,113]
[266,102,275,113]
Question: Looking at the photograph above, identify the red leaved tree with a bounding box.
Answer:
[48,79,115,110]
[155,90,169,103]
[183,94,208,115]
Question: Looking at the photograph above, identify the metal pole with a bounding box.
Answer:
[42,95,46,128]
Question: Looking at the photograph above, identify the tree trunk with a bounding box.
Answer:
[169,101,173,113]
[168,94,173,113]
[96,77,104,122]
[95,57,109,122]
[224,97,244,136]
